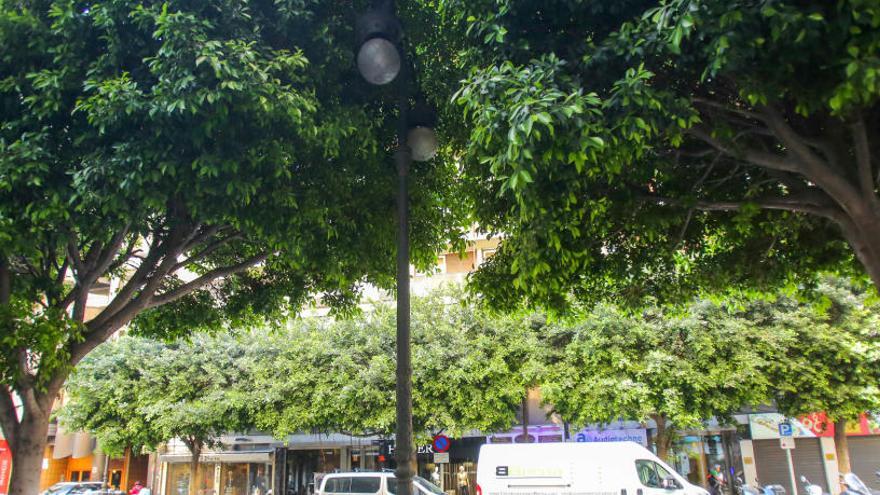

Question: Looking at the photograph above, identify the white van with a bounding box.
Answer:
[476,442,710,495]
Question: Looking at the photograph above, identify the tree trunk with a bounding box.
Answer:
[188,442,202,495]
[521,395,530,443]
[8,407,51,495]
[841,213,880,292]
[652,414,672,462]
[834,419,851,475]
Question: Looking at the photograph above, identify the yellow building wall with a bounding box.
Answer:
[40,446,69,491]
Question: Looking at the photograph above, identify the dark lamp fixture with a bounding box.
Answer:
[355,0,402,85]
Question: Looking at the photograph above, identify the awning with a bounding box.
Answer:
[158,451,274,464]
[53,426,74,459]
[72,432,94,459]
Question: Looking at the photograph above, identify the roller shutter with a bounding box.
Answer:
[848,436,880,491]
[753,438,828,494]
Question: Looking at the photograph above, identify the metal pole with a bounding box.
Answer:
[785,447,798,495]
[394,65,415,495]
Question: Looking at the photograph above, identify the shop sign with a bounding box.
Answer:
[574,428,648,447]
[433,452,450,464]
[0,440,11,495]
[750,413,832,439]
[488,424,564,444]
[750,412,880,439]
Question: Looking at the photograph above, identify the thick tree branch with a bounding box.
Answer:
[692,97,763,122]
[86,233,166,331]
[148,252,269,309]
[172,233,243,273]
[851,116,877,201]
[759,106,865,216]
[688,126,801,173]
[641,193,840,221]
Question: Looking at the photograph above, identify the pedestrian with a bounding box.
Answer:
[130,481,144,495]
[456,466,469,495]
[708,465,726,495]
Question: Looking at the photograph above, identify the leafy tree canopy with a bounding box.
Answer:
[763,276,880,422]
[58,333,254,457]
[0,0,465,482]
[438,0,880,309]
[250,291,544,441]
[540,298,777,459]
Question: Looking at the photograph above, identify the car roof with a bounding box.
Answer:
[323,472,389,477]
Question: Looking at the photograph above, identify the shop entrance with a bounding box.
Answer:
[284,450,340,495]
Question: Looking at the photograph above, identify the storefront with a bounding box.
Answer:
[742,412,880,495]
[159,452,273,495]
[669,430,741,492]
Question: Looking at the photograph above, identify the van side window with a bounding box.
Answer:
[324,477,352,493]
[635,460,661,488]
[349,477,380,493]
[654,463,680,489]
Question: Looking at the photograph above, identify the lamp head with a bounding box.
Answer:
[407,99,439,161]
[355,1,402,85]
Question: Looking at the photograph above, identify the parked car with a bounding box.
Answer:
[41,482,105,495]
[316,472,443,495]
[476,441,711,495]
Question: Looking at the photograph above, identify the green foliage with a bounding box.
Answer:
[251,292,543,440]
[58,333,254,455]
[763,276,880,422]
[436,0,877,309]
[59,291,542,448]
[0,0,467,422]
[541,300,776,430]
[541,276,880,431]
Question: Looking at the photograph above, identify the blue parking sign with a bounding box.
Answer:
[778,421,793,437]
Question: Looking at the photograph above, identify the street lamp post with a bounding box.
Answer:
[355,2,438,495]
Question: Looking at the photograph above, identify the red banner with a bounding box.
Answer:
[0,440,11,495]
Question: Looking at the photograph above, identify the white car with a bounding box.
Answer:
[316,472,444,495]
[40,482,105,495]
[476,441,711,495]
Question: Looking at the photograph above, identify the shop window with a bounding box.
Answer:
[166,464,191,495]
[80,472,91,481]
[221,464,248,495]
[247,463,270,495]
[70,472,80,482]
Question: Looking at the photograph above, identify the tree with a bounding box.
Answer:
[250,292,544,440]
[439,0,880,308]
[541,301,777,461]
[0,0,462,492]
[761,276,880,475]
[58,334,256,495]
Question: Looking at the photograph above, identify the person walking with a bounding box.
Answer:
[456,466,469,495]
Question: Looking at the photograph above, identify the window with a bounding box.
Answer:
[323,478,351,494]
[349,477,380,493]
[654,464,680,489]
[414,477,445,495]
[635,460,661,488]
[389,477,443,495]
